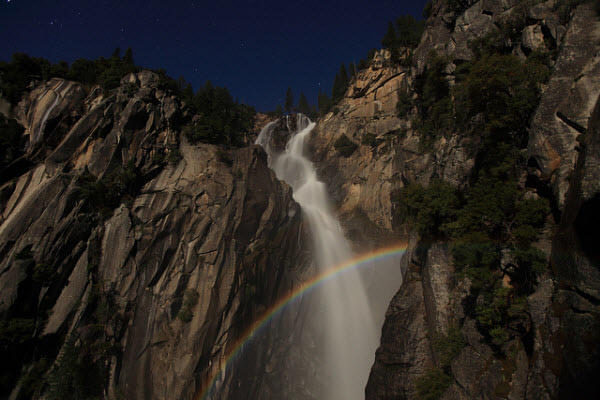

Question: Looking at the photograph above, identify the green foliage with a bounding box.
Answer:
[333,135,358,157]
[451,234,500,290]
[361,133,378,148]
[0,114,26,167]
[395,15,426,48]
[0,317,36,395]
[453,53,546,146]
[415,368,452,400]
[332,64,349,103]
[434,326,466,369]
[77,161,140,214]
[423,1,433,18]
[396,89,412,118]
[474,286,529,349]
[166,147,182,165]
[45,335,107,400]
[348,63,357,78]
[0,49,139,105]
[382,16,424,50]
[447,0,476,13]
[318,90,332,115]
[297,92,311,116]
[0,53,54,104]
[381,16,424,65]
[396,180,460,238]
[285,87,294,113]
[509,247,547,295]
[33,263,55,285]
[182,81,255,147]
[413,53,454,146]
[217,149,234,166]
[16,358,50,400]
[180,81,254,147]
[0,318,35,345]
[554,0,585,24]
[178,289,200,323]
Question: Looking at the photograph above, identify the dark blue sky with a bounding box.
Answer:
[1,0,427,111]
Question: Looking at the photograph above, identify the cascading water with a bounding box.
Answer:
[256,115,385,399]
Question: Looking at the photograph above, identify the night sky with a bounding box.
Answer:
[1,0,428,111]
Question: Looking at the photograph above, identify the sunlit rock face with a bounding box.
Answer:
[0,71,313,400]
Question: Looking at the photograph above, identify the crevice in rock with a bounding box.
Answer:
[556,111,586,135]
[573,194,600,266]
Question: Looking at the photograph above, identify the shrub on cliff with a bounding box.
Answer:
[333,135,358,157]
[177,289,200,323]
[396,180,460,238]
[415,368,452,400]
[0,115,26,167]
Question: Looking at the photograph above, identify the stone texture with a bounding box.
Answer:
[528,2,600,208]
[1,72,315,400]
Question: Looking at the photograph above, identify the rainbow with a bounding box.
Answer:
[196,242,409,400]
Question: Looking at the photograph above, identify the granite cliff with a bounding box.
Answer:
[306,0,600,398]
[0,0,599,399]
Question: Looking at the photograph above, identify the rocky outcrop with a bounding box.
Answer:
[550,93,600,397]
[305,0,600,399]
[528,2,600,208]
[310,50,476,248]
[0,72,312,399]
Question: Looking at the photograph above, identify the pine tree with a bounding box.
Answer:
[111,48,121,59]
[381,22,397,49]
[297,92,311,116]
[285,87,294,113]
[396,15,425,48]
[332,64,349,103]
[275,104,283,116]
[123,48,134,65]
[318,90,332,115]
[349,63,357,78]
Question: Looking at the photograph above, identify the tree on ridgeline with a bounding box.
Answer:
[349,62,357,78]
[382,22,397,49]
[395,15,424,48]
[332,64,349,103]
[285,87,294,113]
[123,48,134,65]
[318,90,332,115]
[297,92,311,116]
[381,16,425,64]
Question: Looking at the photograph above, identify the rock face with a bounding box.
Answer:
[528,2,600,208]
[0,72,312,399]
[1,1,599,399]
[550,93,600,397]
[310,50,476,247]
[305,0,600,399]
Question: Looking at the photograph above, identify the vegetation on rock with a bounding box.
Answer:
[333,135,358,157]
[396,40,552,355]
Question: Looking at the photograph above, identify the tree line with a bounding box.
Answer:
[271,13,426,119]
[0,49,256,148]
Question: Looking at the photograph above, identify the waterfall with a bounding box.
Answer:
[256,115,381,399]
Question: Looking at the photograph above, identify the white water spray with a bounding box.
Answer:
[257,115,381,399]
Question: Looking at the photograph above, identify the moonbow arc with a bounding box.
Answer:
[196,242,408,400]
